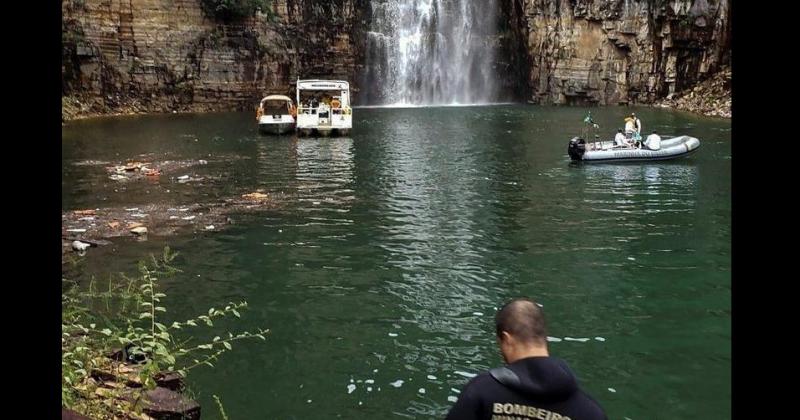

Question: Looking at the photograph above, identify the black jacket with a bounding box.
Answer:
[445,357,607,420]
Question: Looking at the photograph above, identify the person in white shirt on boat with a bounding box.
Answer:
[644,131,662,150]
[614,129,628,147]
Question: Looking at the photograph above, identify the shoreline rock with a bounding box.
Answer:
[654,67,731,119]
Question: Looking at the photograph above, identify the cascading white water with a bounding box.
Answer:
[364,0,498,106]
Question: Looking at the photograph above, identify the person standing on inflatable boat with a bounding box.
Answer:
[624,113,642,146]
[631,113,642,136]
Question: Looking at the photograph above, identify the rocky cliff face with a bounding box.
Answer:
[503,0,730,105]
[655,64,730,117]
[62,0,369,118]
[62,0,730,119]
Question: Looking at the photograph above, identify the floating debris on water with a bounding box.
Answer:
[388,333,398,337]
[418,388,426,394]
[365,379,374,384]
[547,337,562,342]
[389,380,404,388]
[72,241,90,252]
[242,192,269,202]
[447,396,458,403]
[594,337,606,342]
[472,312,483,316]
[608,388,617,393]
[427,375,437,380]
[454,371,477,378]
[73,160,110,166]
[72,209,97,216]
[451,388,460,394]
[367,387,373,392]
[130,226,148,236]
[564,337,590,343]
[627,257,636,261]
[347,384,357,393]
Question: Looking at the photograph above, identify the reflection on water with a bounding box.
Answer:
[62,106,730,420]
[376,113,501,377]
[580,164,699,215]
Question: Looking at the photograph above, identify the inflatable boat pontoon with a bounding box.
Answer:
[568,135,700,162]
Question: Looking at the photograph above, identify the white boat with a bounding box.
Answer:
[568,135,700,162]
[257,95,296,135]
[295,79,352,136]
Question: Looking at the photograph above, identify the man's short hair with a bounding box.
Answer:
[495,298,547,344]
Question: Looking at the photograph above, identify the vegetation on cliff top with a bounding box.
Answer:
[201,0,273,21]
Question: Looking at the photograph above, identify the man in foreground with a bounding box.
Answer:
[445,298,607,420]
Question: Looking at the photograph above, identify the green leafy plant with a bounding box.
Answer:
[214,394,230,420]
[116,248,269,387]
[62,247,269,417]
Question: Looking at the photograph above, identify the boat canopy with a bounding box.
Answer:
[260,95,293,106]
[296,80,349,91]
[296,79,350,109]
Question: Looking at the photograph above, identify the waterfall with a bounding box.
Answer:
[363,0,499,106]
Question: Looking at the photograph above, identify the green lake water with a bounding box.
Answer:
[62,105,731,419]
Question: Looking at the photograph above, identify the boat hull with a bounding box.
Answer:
[297,128,350,137]
[258,122,295,135]
[569,135,700,162]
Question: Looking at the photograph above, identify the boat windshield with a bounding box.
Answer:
[262,101,290,115]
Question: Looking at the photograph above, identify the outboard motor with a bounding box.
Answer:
[568,137,586,161]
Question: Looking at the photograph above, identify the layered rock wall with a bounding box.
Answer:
[507,0,730,105]
[62,0,369,117]
[62,0,731,118]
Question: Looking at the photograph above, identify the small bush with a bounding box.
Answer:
[62,247,268,417]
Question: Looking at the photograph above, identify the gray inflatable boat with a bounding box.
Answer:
[568,135,700,162]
